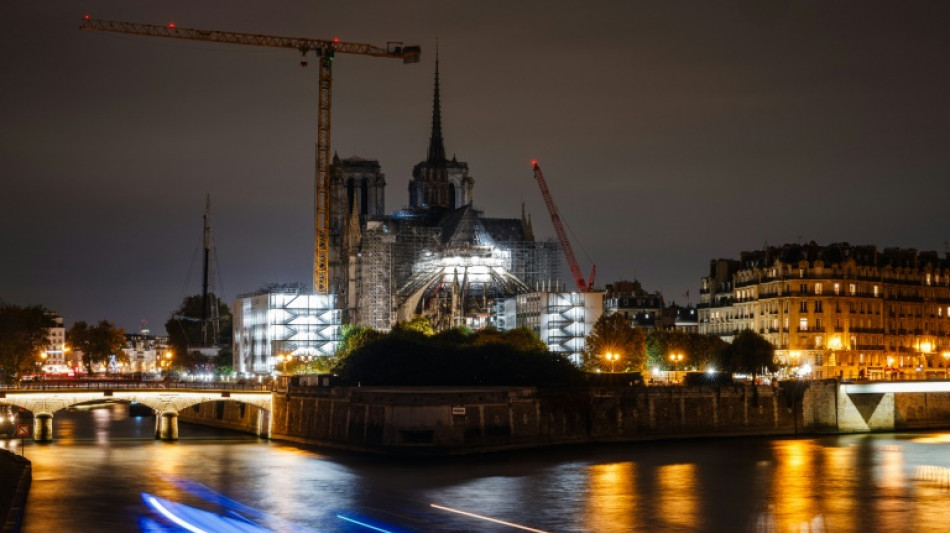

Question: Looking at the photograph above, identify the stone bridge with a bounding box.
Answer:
[837,380,950,432]
[0,382,273,442]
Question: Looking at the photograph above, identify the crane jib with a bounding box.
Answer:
[79,18,420,61]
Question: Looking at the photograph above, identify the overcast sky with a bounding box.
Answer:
[3,1,949,334]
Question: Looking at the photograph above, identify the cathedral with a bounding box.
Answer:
[327,57,560,331]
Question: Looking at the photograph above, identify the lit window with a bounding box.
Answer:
[800,317,808,331]
[849,283,856,295]
[834,283,840,295]
[815,283,822,295]
[873,286,880,297]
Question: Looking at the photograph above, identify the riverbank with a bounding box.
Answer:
[0,449,30,533]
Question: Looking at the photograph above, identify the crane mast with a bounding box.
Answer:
[79,16,420,295]
[531,161,595,292]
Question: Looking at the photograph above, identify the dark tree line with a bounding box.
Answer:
[332,323,582,386]
[583,313,776,375]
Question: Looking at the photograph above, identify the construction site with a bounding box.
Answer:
[79,17,601,375]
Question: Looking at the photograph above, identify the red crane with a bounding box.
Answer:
[531,161,595,292]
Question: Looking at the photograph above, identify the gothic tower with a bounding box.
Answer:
[409,49,474,210]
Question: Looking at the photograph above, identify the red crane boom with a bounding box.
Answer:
[531,161,595,292]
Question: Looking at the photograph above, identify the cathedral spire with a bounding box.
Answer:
[426,40,446,165]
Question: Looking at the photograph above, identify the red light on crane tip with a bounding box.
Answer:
[333,37,340,43]
[83,14,91,21]
[169,22,176,28]
[531,160,537,166]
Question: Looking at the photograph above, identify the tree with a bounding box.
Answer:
[724,329,776,375]
[165,294,232,373]
[393,316,435,337]
[0,303,56,383]
[68,320,127,374]
[331,325,582,386]
[645,329,729,372]
[582,313,646,373]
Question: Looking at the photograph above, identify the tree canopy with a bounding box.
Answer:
[581,313,647,373]
[723,329,776,375]
[644,329,730,372]
[0,303,56,383]
[165,294,232,373]
[67,320,127,374]
[332,326,582,386]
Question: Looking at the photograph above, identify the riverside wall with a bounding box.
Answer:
[177,379,950,455]
[0,449,30,533]
[268,382,820,455]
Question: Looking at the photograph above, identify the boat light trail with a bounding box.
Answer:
[430,504,551,533]
[336,514,396,533]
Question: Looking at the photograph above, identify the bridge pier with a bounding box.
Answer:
[33,413,54,442]
[155,411,179,441]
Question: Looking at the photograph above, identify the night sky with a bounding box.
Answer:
[3,1,949,334]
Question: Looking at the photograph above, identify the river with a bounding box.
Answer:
[3,403,950,532]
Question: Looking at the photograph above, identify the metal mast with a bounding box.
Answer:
[79,16,420,294]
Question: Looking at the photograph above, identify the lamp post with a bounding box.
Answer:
[669,352,684,382]
[604,352,619,373]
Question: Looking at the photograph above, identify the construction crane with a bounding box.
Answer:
[79,15,420,295]
[531,160,596,292]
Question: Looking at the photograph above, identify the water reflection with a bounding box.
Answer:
[8,404,950,533]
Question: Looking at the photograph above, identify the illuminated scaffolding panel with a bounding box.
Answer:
[357,222,396,330]
[516,291,604,365]
[233,284,340,375]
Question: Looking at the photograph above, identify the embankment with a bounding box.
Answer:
[0,449,30,533]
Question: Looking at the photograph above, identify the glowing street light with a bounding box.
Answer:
[604,352,619,373]
[669,352,684,371]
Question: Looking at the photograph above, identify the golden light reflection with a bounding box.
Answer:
[910,433,950,444]
[584,461,637,532]
[769,440,816,532]
[819,444,856,529]
[657,463,697,530]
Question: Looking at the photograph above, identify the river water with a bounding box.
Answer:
[3,403,950,533]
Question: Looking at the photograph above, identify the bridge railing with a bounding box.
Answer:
[0,380,273,392]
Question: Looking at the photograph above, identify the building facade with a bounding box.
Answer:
[515,291,604,365]
[699,243,950,379]
[123,331,171,374]
[233,285,341,375]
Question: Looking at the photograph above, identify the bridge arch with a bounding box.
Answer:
[0,387,273,442]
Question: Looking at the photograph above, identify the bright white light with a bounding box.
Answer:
[430,504,550,533]
[652,367,660,376]
[144,496,210,533]
[844,381,950,394]
[706,367,716,374]
[798,364,812,376]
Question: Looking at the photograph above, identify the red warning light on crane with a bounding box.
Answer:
[83,14,91,21]
[531,159,538,167]
[169,22,176,29]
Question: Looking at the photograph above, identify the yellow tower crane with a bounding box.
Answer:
[79,15,420,295]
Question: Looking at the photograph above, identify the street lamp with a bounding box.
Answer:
[604,352,619,373]
[669,353,684,382]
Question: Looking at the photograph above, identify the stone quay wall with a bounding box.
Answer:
[177,380,950,454]
[0,449,30,533]
[268,382,817,455]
